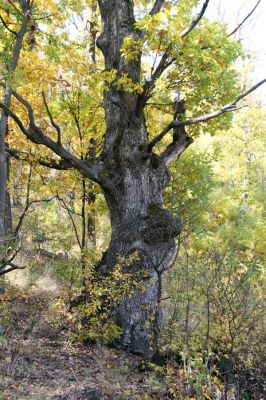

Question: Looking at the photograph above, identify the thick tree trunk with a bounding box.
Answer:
[100,160,181,355]
[94,0,182,355]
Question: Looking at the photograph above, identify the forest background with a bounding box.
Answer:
[0,1,265,399]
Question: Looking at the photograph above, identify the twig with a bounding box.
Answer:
[150,0,165,16]
[227,0,262,37]
[42,91,62,145]
[0,14,17,35]
[180,0,210,38]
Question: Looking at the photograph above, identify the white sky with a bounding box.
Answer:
[205,0,266,98]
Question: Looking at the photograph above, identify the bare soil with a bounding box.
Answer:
[0,291,169,400]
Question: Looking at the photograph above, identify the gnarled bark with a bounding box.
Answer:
[99,160,181,354]
[95,0,182,355]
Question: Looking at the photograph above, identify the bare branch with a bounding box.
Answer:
[228,0,262,37]
[0,191,54,276]
[0,101,36,137]
[0,233,24,276]
[33,12,57,21]
[3,233,23,263]
[14,163,38,236]
[0,263,26,276]
[7,147,73,170]
[148,78,266,150]
[6,0,23,16]
[14,196,55,236]
[150,0,165,16]
[57,195,82,249]
[180,0,210,38]
[0,14,17,35]
[42,91,61,144]
[141,52,174,103]
[56,195,82,217]
[0,236,19,245]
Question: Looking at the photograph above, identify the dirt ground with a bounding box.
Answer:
[0,291,170,400]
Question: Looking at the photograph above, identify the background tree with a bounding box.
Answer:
[0,0,32,238]
[163,102,265,398]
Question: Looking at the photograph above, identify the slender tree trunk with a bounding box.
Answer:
[0,89,11,237]
[87,140,97,247]
[5,153,13,234]
[241,125,251,206]
[0,8,29,237]
[81,178,87,286]
[87,185,96,245]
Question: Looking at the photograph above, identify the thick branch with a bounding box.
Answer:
[0,90,103,183]
[180,0,210,38]
[161,99,194,165]
[148,78,266,151]
[228,0,262,37]
[150,0,165,16]
[161,132,194,165]
[0,262,26,276]
[7,147,72,170]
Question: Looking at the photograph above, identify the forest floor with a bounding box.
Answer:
[0,285,173,400]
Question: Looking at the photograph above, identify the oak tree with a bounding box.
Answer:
[1,0,265,355]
